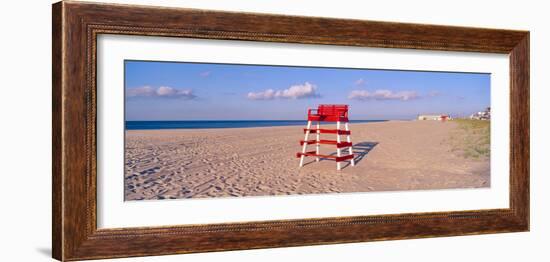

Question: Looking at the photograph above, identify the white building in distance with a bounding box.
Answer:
[470,107,491,120]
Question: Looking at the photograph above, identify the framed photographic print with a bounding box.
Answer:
[52,1,529,261]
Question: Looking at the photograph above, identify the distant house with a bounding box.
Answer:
[417,114,451,121]
[470,107,491,120]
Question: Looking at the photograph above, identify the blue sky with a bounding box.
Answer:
[125,60,490,120]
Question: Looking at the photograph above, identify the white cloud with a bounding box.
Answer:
[428,90,441,97]
[127,86,196,99]
[354,78,366,86]
[199,71,211,77]
[247,89,277,100]
[126,86,156,97]
[247,82,320,100]
[348,89,419,101]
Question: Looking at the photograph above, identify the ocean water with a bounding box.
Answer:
[125,120,387,130]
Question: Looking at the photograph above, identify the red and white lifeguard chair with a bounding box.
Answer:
[296,104,355,170]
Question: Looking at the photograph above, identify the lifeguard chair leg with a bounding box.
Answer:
[345,122,355,166]
[315,121,320,162]
[299,121,312,167]
[336,121,342,170]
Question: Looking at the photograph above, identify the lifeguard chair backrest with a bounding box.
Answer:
[318,104,349,118]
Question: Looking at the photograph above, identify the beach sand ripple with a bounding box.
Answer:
[124,121,490,200]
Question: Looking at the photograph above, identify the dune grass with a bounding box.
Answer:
[449,119,490,159]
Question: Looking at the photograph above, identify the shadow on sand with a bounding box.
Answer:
[350,141,379,165]
[302,141,379,169]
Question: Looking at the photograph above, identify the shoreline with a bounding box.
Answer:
[124,119,395,131]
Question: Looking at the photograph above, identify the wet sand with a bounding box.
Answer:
[124,120,490,200]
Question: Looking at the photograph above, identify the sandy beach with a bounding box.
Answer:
[124,120,490,200]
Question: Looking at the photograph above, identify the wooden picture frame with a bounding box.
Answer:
[52,1,529,261]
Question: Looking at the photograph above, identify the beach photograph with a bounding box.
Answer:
[124,61,491,201]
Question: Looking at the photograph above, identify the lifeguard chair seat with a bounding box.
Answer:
[307,104,349,122]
